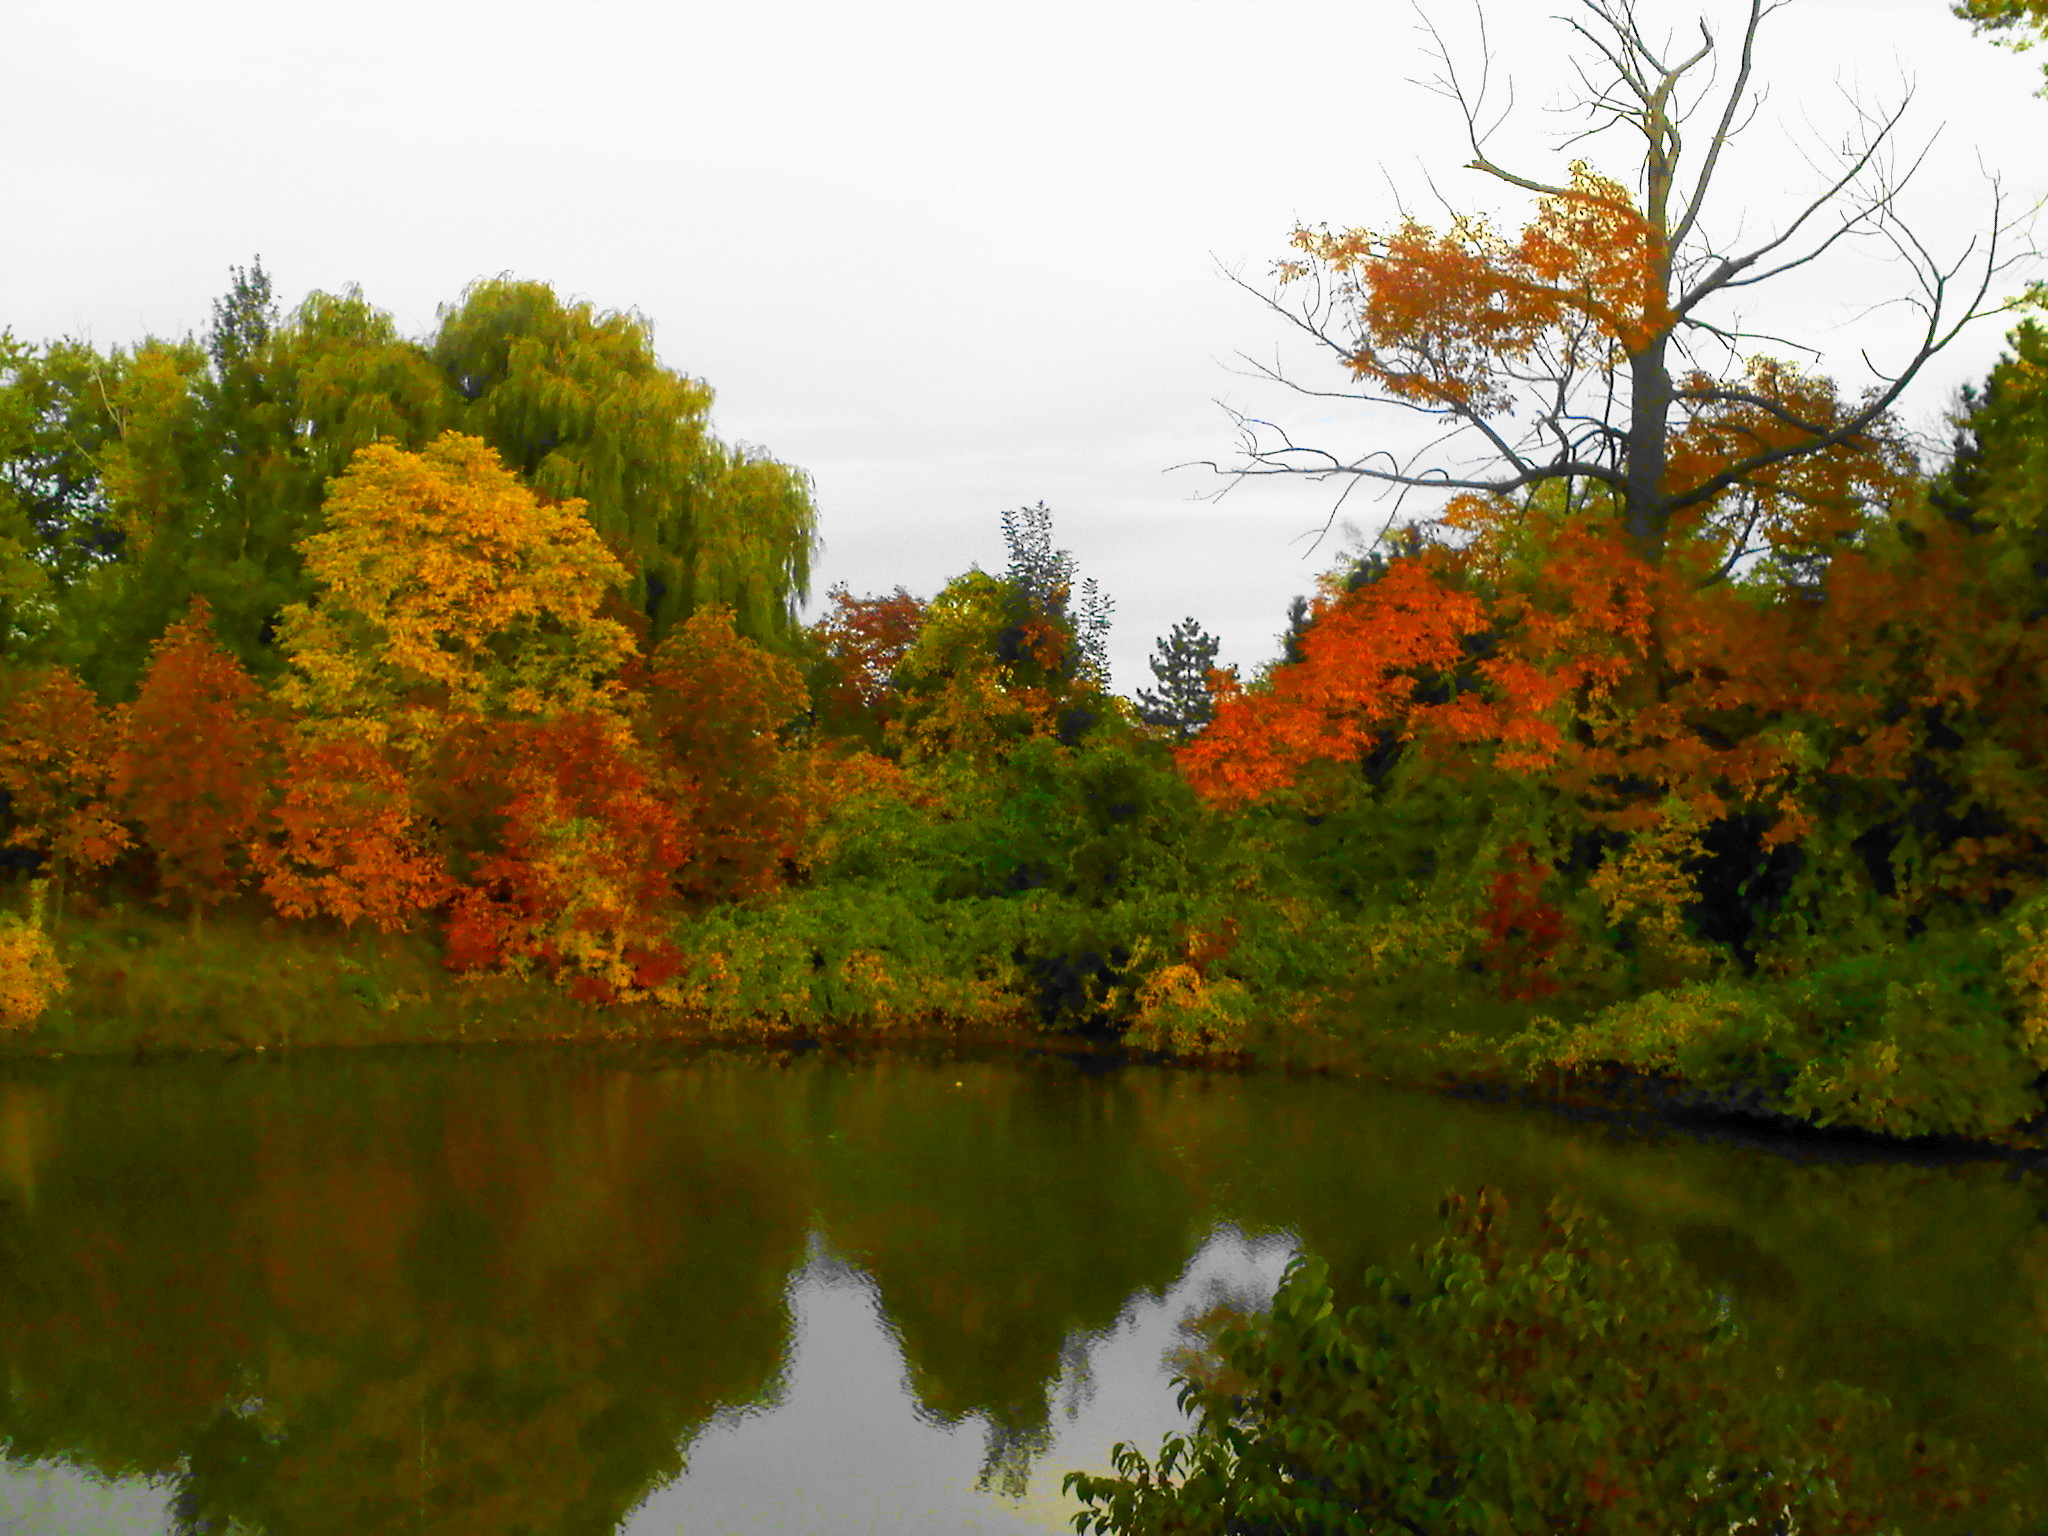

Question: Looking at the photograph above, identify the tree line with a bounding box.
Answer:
[0,0,2041,1149]
[1,0,2046,1524]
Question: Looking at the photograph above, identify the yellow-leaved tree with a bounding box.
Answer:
[256,432,636,932]
[274,431,634,753]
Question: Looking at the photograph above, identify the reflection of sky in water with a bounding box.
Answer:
[621,1222,1296,1536]
[0,1223,1295,1536]
[0,1461,174,1535]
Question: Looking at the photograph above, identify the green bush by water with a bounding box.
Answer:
[1067,1188,2048,1535]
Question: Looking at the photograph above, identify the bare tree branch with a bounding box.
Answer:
[1195,0,2042,578]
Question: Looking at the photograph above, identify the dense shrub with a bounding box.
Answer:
[1066,1188,2042,1535]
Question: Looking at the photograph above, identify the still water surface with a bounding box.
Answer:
[0,1046,2044,1533]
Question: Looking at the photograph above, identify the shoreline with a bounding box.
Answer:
[12,900,2046,1166]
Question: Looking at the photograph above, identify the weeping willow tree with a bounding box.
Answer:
[432,278,817,650]
[0,267,818,696]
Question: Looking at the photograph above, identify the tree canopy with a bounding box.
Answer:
[274,431,635,754]
[433,278,816,649]
[0,267,817,698]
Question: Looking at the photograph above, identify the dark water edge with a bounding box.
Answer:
[1443,1061,2048,1169]
[2,1044,2045,1533]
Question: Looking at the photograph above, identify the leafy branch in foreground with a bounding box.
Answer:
[1067,1187,2041,1535]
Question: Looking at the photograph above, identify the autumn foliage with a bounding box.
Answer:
[7,39,2048,1529]
[110,597,275,913]
[0,880,65,1027]
[167,434,814,990]
[274,431,633,754]
[639,607,810,904]
[1479,846,1568,1002]
[1181,275,2046,1036]
[440,713,689,1002]
[1181,557,1492,807]
[1280,163,1670,415]
[810,584,925,740]
[249,735,450,933]
[0,663,130,888]
[2,232,2045,1177]
[1184,485,2042,891]
[253,432,646,944]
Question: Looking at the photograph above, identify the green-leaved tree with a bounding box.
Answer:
[1134,617,1221,743]
[432,278,817,650]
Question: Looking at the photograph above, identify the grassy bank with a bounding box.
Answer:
[7,895,619,1056]
[14,886,2048,1166]
[0,881,1358,1068]
[1296,907,2048,1155]
[2,895,1038,1060]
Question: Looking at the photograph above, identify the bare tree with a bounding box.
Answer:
[1191,0,2039,573]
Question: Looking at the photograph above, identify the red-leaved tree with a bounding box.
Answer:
[639,607,811,904]
[0,663,130,900]
[808,584,925,742]
[439,712,690,1003]
[110,598,277,917]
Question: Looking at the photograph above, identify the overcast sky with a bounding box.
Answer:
[5,0,2042,693]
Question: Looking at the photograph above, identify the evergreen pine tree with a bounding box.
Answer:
[1277,595,1312,669]
[1136,617,1221,742]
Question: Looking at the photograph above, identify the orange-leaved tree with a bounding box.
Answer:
[637,607,810,904]
[0,664,130,902]
[1210,1,2024,579]
[110,597,278,919]
[250,735,452,932]
[1181,0,2033,973]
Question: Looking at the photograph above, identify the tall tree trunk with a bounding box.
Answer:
[1623,337,1676,714]
[1624,340,1674,566]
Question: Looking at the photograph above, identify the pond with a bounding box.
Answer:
[0,1045,2044,1533]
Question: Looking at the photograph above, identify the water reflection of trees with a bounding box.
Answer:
[809,1059,1205,1493]
[0,1052,2044,1531]
[0,1056,810,1534]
